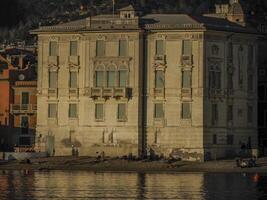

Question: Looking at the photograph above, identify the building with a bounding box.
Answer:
[32,0,260,161]
[0,48,37,151]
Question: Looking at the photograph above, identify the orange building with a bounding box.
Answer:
[0,48,37,151]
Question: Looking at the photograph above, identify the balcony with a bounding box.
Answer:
[114,88,126,97]
[102,88,114,97]
[181,88,192,98]
[181,54,193,66]
[90,87,102,98]
[48,56,59,66]
[69,56,80,65]
[48,88,57,97]
[154,55,166,65]
[10,104,37,114]
[69,88,79,97]
[154,88,165,97]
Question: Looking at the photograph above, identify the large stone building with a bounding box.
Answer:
[32,0,260,161]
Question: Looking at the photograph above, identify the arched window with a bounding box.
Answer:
[95,65,105,87]
[106,65,116,87]
[118,66,128,87]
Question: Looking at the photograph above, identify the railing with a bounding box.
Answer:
[69,56,80,65]
[181,54,193,66]
[48,56,59,66]
[154,88,165,97]
[181,88,192,98]
[10,104,37,114]
[154,55,166,65]
[69,88,79,97]
[48,88,57,97]
[102,88,114,97]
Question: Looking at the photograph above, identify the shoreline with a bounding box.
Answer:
[1,156,267,173]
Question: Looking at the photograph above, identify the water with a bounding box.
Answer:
[0,171,266,200]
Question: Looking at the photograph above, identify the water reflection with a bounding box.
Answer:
[0,171,265,199]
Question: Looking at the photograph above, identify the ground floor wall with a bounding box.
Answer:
[36,126,141,157]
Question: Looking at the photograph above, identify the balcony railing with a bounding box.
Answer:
[154,55,166,65]
[102,88,114,97]
[69,56,80,65]
[181,88,192,98]
[48,88,57,97]
[10,104,37,114]
[88,87,132,98]
[90,87,102,97]
[69,88,79,97]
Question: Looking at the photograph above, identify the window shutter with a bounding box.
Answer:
[70,41,78,56]
[156,40,164,55]
[155,71,165,88]
[49,41,58,56]
[49,72,57,88]
[96,71,104,87]
[119,70,127,87]
[96,40,105,57]
[48,104,57,118]
[119,40,127,56]
[182,71,192,88]
[70,72,78,88]
[95,104,104,120]
[182,103,191,119]
[21,92,29,104]
[183,40,192,55]
[154,103,164,119]
[118,104,126,120]
[69,104,77,118]
[107,71,115,87]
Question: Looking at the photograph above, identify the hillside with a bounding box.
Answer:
[0,0,266,44]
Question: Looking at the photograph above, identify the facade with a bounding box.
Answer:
[33,1,260,161]
[0,49,37,151]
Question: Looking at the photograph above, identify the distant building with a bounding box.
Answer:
[0,48,37,151]
[32,0,260,161]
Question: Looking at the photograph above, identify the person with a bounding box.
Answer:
[71,145,75,157]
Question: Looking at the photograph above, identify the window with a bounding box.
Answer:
[96,40,105,57]
[248,45,253,65]
[119,40,127,56]
[227,105,233,122]
[227,73,233,90]
[21,92,29,105]
[248,74,253,91]
[49,71,57,88]
[247,105,253,123]
[212,104,218,125]
[70,41,78,56]
[118,104,127,121]
[119,70,127,87]
[69,104,78,118]
[69,72,78,88]
[49,41,58,56]
[182,71,192,88]
[211,45,219,56]
[228,42,233,59]
[154,103,164,119]
[181,103,191,119]
[48,104,57,118]
[95,104,104,120]
[21,116,29,135]
[182,40,192,55]
[95,71,104,87]
[107,71,115,87]
[227,135,234,145]
[213,134,217,145]
[155,71,165,88]
[209,64,221,89]
[156,40,164,55]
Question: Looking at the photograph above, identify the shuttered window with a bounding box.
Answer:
[155,71,165,88]
[95,71,104,87]
[248,45,253,65]
[107,71,115,87]
[247,105,253,123]
[227,105,233,122]
[70,41,78,56]
[248,74,253,91]
[212,104,218,125]
[156,40,164,55]
[119,40,127,56]
[95,104,104,120]
[48,104,57,118]
[209,71,221,89]
[154,103,164,119]
[118,104,126,121]
[96,40,105,57]
[21,92,29,105]
[181,103,191,119]
[70,72,78,88]
[49,72,57,88]
[182,71,192,88]
[119,70,127,87]
[49,41,58,56]
[182,40,192,55]
[69,104,78,118]
[227,73,233,90]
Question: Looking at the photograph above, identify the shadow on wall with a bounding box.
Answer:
[0,125,36,152]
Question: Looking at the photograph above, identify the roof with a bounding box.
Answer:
[31,13,259,34]
[118,5,135,11]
